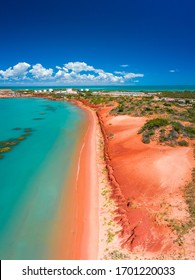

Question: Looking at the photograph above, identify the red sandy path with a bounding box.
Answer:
[97,106,194,256]
[51,104,99,260]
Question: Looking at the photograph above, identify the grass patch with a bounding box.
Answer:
[106,250,130,260]
[107,231,116,243]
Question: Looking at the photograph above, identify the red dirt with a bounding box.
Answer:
[96,105,194,257]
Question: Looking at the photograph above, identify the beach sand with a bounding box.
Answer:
[51,102,99,260]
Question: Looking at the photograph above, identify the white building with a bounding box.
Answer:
[66,88,77,94]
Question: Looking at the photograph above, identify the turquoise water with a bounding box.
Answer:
[0,98,86,259]
[1,85,195,91]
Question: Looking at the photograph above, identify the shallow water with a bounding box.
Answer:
[0,98,86,259]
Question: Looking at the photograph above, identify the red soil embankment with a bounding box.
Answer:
[96,105,194,256]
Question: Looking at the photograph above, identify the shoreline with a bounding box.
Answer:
[50,102,99,260]
[72,102,99,259]
[53,101,99,259]
[1,95,194,259]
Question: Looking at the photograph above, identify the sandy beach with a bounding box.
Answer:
[72,103,99,259]
[51,102,99,260]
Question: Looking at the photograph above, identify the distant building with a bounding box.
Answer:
[91,91,146,97]
[147,92,161,96]
[178,99,186,104]
[66,88,77,94]
[163,98,175,102]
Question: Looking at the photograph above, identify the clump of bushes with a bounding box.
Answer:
[178,140,189,146]
[138,118,169,144]
[185,126,195,139]
[142,133,150,144]
[171,122,184,133]
[138,118,194,146]
[138,118,169,134]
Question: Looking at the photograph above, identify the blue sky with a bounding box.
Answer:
[0,0,194,86]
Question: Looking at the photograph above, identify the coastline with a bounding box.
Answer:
[1,94,194,259]
[51,101,99,259]
[72,102,99,259]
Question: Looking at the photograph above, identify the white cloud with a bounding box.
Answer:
[29,64,53,80]
[64,62,95,73]
[56,70,64,78]
[0,61,144,84]
[55,62,143,84]
[169,69,176,73]
[115,71,144,79]
[114,71,124,75]
[0,62,30,80]
[124,73,144,79]
[120,64,128,67]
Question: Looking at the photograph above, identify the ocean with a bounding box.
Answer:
[1,85,195,91]
[0,97,86,259]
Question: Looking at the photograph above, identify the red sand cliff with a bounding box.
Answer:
[79,97,194,258]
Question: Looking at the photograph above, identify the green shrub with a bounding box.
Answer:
[168,129,179,140]
[118,105,124,113]
[171,122,184,133]
[178,140,189,146]
[142,133,150,144]
[140,118,169,133]
[185,126,195,139]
